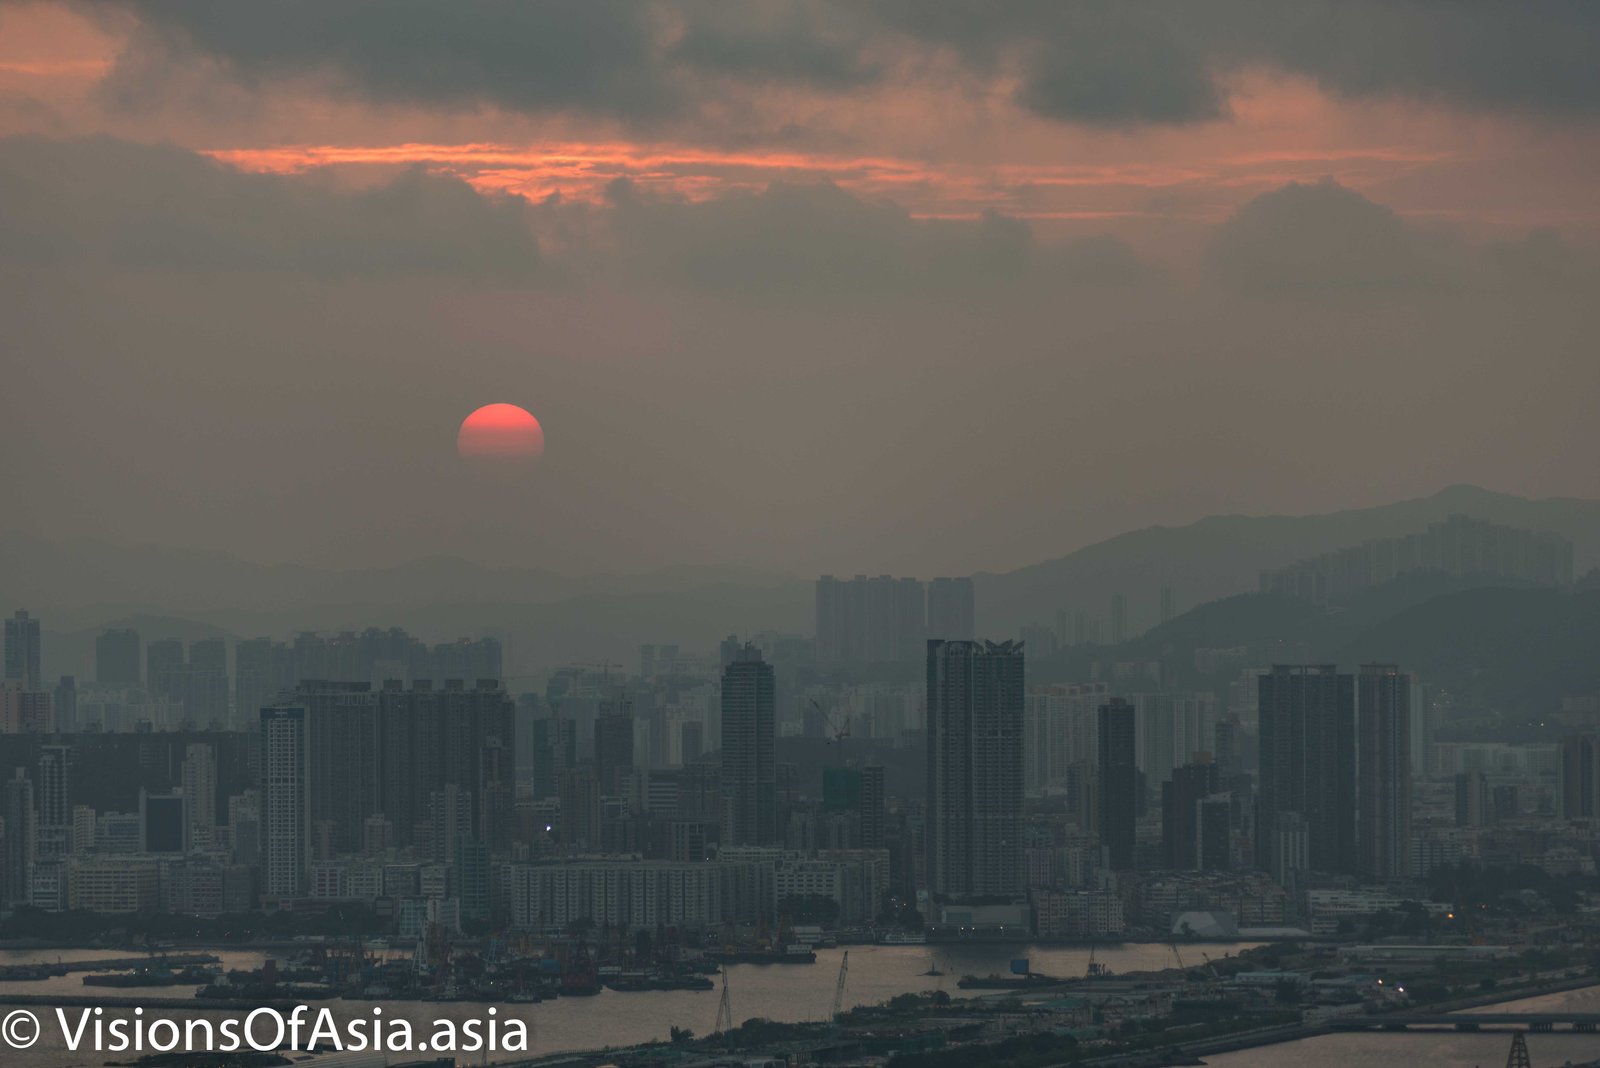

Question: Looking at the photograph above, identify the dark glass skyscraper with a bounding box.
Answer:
[1098,697,1138,870]
[720,643,776,846]
[1161,759,1218,870]
[1257,665,1356,879]
[595,705,637,796]
[1357,663,1412,879]
[926,639,1025,899]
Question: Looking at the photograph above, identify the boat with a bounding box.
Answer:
[560,946,602,996]
[83,966,215,987]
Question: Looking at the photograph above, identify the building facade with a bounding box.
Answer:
[926,639,1025,899]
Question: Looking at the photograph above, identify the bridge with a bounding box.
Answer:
[1331,1012,1600,1033]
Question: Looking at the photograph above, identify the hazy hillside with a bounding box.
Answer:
[1334,587,1600,716]
[1029,577,1600,719]
[9,484,1600,675]
[974,484,1600,639]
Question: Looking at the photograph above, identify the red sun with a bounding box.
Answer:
[457,403,545,462]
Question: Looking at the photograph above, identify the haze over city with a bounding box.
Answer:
[2,2,1598,580]
[2,5,1600,1068]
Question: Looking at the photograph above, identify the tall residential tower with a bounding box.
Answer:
[1257,665,1356,880]
[925,639,1025,899]
[720,644,776,846]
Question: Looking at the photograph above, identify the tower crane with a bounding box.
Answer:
[810,698,851,749]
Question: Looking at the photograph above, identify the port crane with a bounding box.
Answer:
[713,964,733,1033]
[1168,941,1189,975]
[831,950,849,1021]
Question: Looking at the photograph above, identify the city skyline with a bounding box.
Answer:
[0,5,1597,1064]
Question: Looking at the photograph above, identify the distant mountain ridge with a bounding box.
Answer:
[973,484,1600,638]
[4,484,1597,674]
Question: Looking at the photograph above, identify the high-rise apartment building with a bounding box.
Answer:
[182,743,219,852]
[96,628,142,688]
[34,745,70,863]
[1455,770,1492,828]
[815,575,929,663]
[5,610,41,690]
[372,679,514,851]
[260,705,306,897]
[140,789,186,853]
[233,631,502,710]
[1559,734,1600,820]
[2,769,35,906]
[720,644,776,846]
[1161,759,1218,870]
[926,639,1025,899]
[1257,665,1356,879]
[146,640,185,696]
[1357,664,1412,880]
[52,676,76,733]
[289,682,379,858]
[0,689,52,733]
[595,706,637,796]
[860,764,886,850]
[1097,698,1138,871]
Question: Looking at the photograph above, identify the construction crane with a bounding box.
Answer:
[1199,951,1222,980]
[810,698,851,749]
[831,950,850,1021]
[713,965,733,1033]
[1168,941,1188,975]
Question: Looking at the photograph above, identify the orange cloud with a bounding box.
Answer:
[202,138,1466,228]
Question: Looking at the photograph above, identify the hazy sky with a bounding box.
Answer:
[2,2,1597,578]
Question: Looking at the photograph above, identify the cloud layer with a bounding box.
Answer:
[100,1,1600,128]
